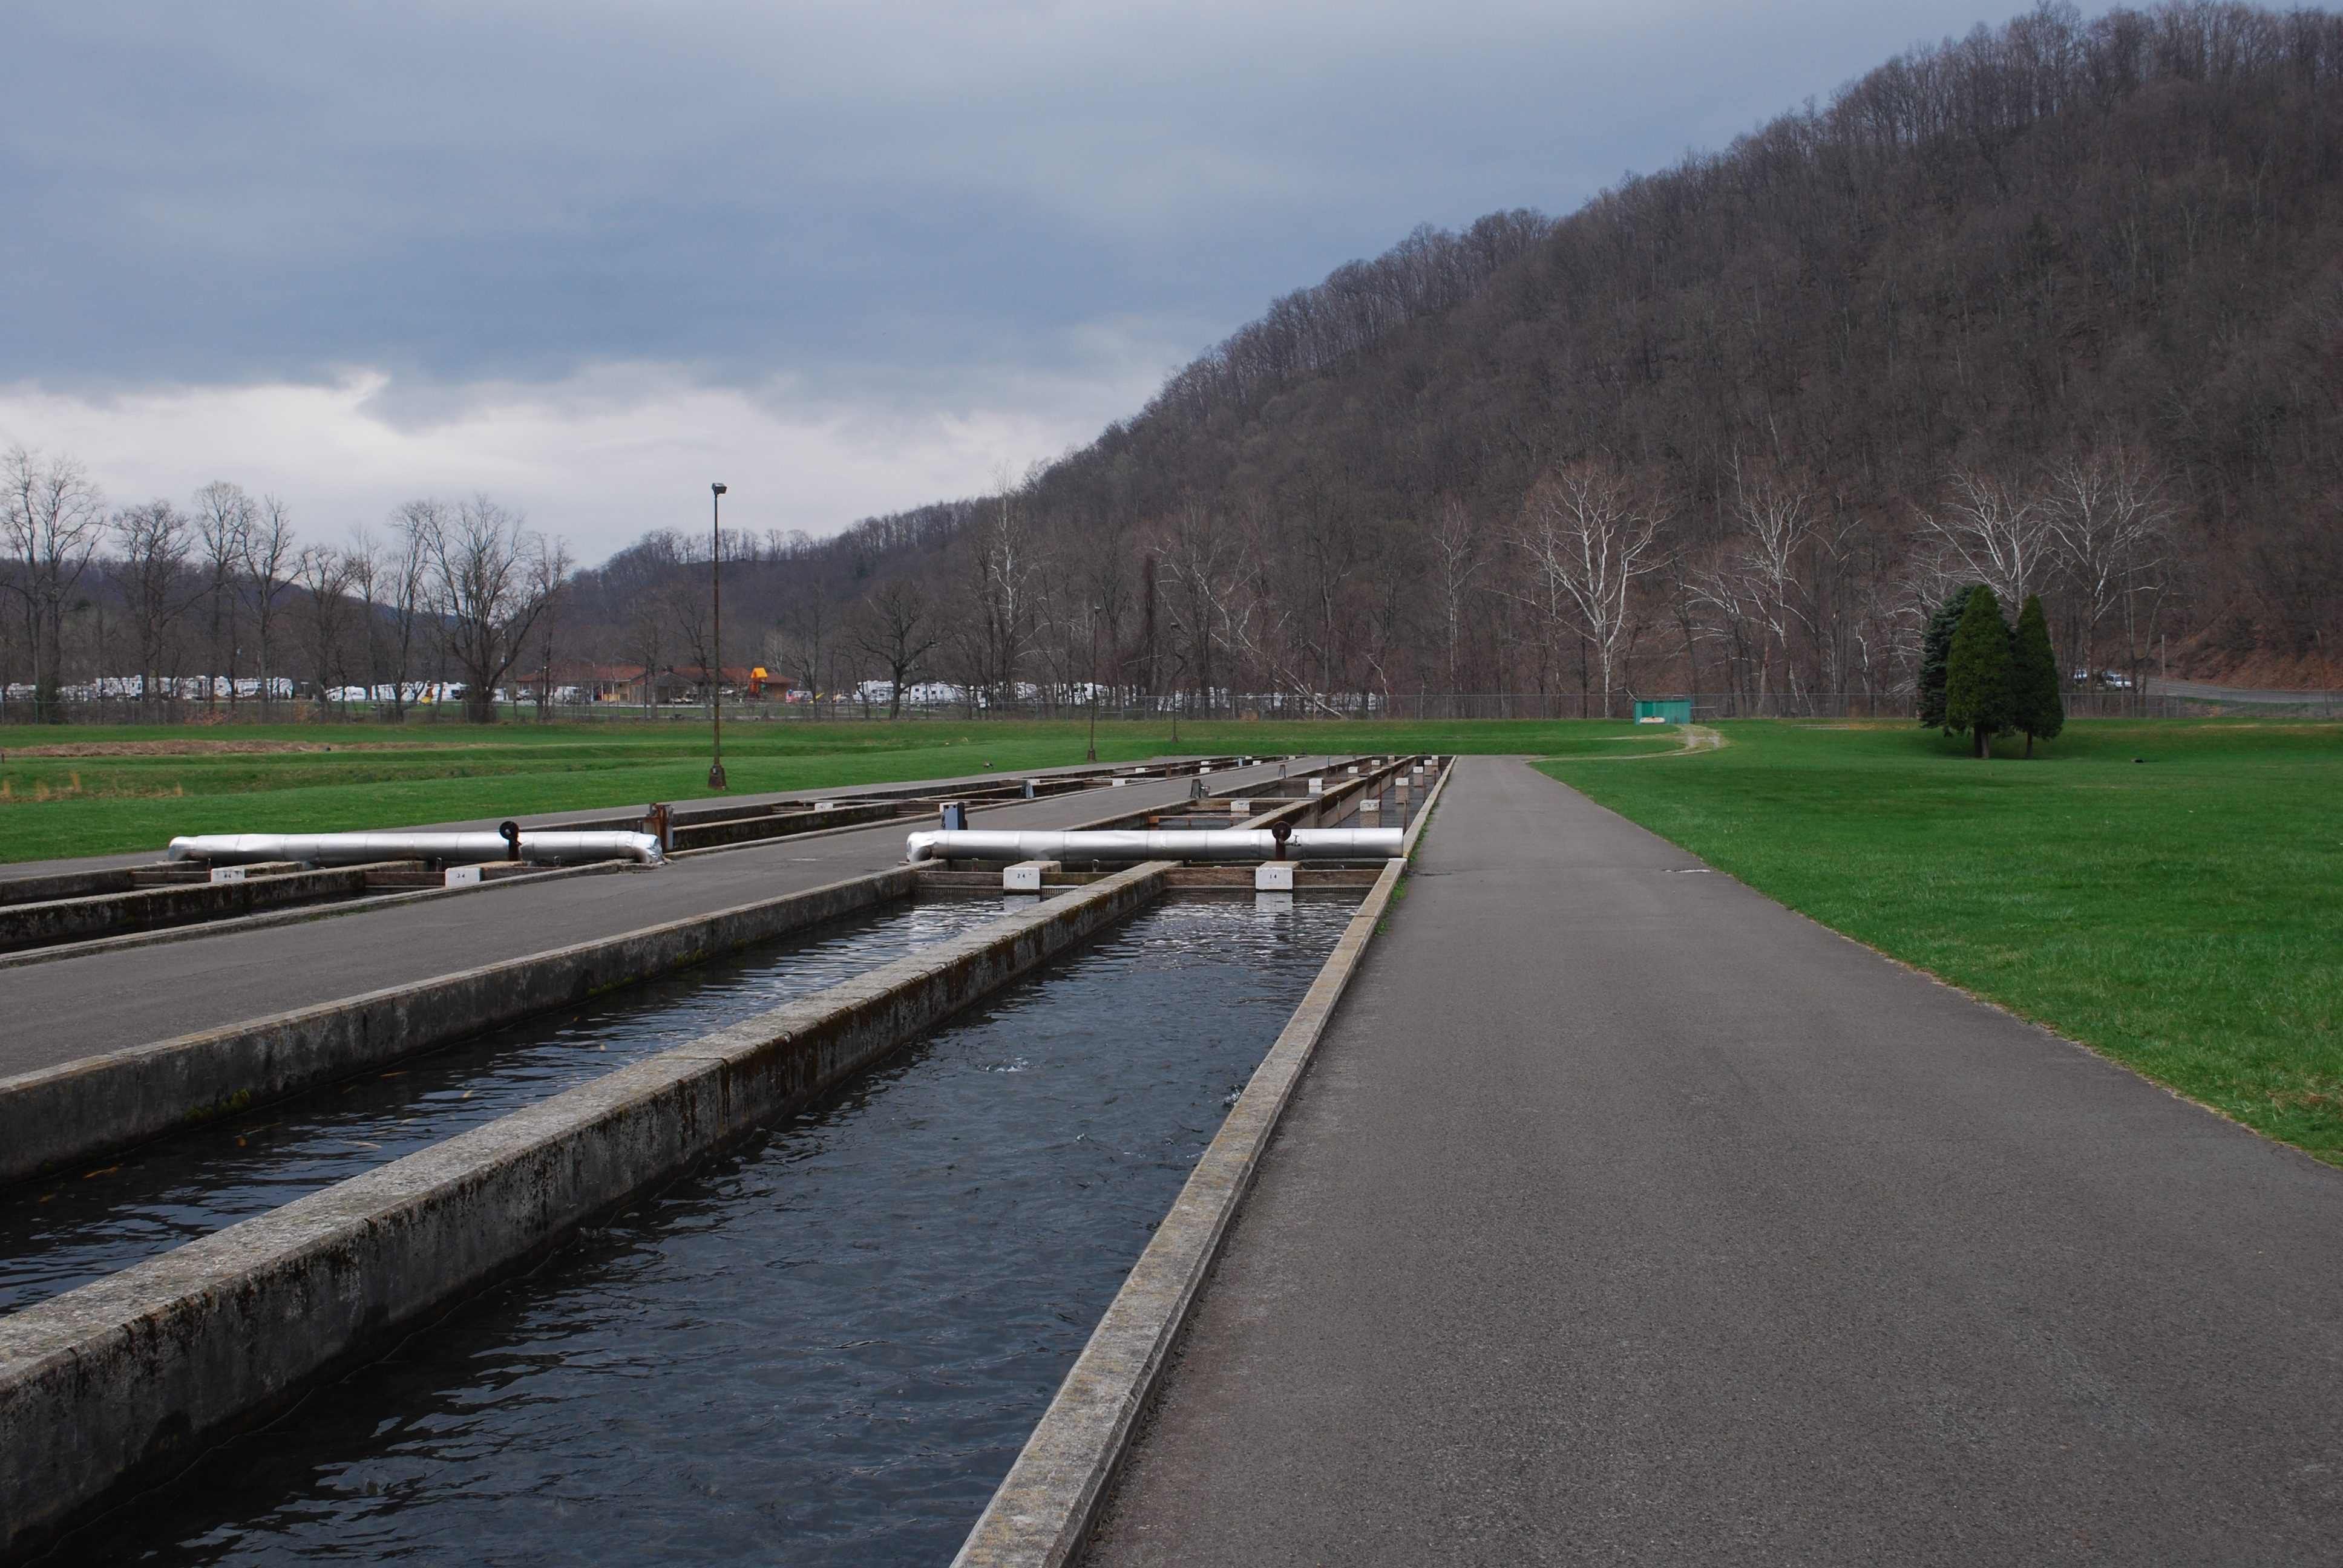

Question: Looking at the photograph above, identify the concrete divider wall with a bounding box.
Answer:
[0,866,920,1187]
[0,868,141,907]
[0,866,376,952]
[1240,754,1422,833]
[0,759,1348,1185]
[1400,756,1453,858]
[670,798,912,850]
[952,849,1416,1568]
[0,863,1169,1563]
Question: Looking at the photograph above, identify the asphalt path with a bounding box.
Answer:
[0,758,1332,1080]
[1091,756,2343,1565]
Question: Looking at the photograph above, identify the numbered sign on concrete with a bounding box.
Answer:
[1003,860,1058,892]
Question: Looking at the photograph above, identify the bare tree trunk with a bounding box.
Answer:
[421,495,566,724]
[4,448,106,723]
[110,500,192,724]
[193,480,254,719]
[245,494,297,720]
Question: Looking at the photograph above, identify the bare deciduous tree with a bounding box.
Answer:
[1512,459,1664,715]
[1918,470,2056,615]
[669,567,715,704]
[964,475,1039,708]
[356,504,440,717]
[2,448,106,721]
[419,495,566,724]
[1688,469,1827,705]
[2045,445,2174,681]
[853,580,939,719]
[110,500,192,717]
[244,494,298,719]
[1156,500,1251,718]
[773,579,836,708]
[522,543,572,720]
[626,593,670,716]
[1429,497,1481,704]
[296,543,357,720]
[191,480,255,713]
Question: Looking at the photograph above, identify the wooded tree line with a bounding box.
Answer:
[10,1,2339,724]
[565,0,2342,717]
[0,446,565,724]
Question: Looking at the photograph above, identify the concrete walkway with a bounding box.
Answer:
[0,759,1322,1080]
[1092,757,2343,1564]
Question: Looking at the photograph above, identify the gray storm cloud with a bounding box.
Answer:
[0,0,2033,554]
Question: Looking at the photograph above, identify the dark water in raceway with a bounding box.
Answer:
[0,898,1013,1315]
[51,894,1357,1567]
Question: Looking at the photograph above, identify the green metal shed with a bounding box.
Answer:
[1634,699,1693,724]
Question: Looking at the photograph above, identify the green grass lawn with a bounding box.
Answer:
[1,713,1620,863]
[16,709,2334,1165]
[1538,718,2343,1166]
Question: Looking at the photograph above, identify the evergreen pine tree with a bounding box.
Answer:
[1944,584,2015,757]
[2010,593,2064,757]
[1916,587,1973,731]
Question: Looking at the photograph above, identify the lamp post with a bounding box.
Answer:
[708,483,727,791]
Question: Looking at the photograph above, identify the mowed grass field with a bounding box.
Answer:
[0,714,1609,864]
[8,710,2333,1161]
[1538,719,2343,1166]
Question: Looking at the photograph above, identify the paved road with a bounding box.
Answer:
[0,758,1331,1079]
[2148,677,2341,705]
[1092,756,2343,1564]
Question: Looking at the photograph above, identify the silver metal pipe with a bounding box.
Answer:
[903,828,1401,863]
[166,831,664,867]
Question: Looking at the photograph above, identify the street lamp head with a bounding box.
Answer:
[711,482,728,496]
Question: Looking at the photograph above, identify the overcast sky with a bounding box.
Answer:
[1,1,2039,564]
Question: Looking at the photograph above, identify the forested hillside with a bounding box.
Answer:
[10,1,2340,721]
[644,0,2336,714]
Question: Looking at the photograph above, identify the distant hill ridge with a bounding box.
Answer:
[571,1,2343,707]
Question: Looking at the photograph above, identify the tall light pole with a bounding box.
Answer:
[708,482,728,791]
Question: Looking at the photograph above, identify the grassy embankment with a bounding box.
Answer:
[1538,719,2343,1166]
[1,715,1605,864]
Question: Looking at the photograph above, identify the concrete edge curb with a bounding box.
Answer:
[0,768,1112,967]
[0,857,635,972]
[658,755,1323,861]
[948,851,1414,1568]
[656,785,1066,861]
[0,863,1173,1564]
[0,865,384,953]
[0,760,1334,1185]
[0,866,919,1187]
[1400,755,1452,860]
[0,757,1317,967]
